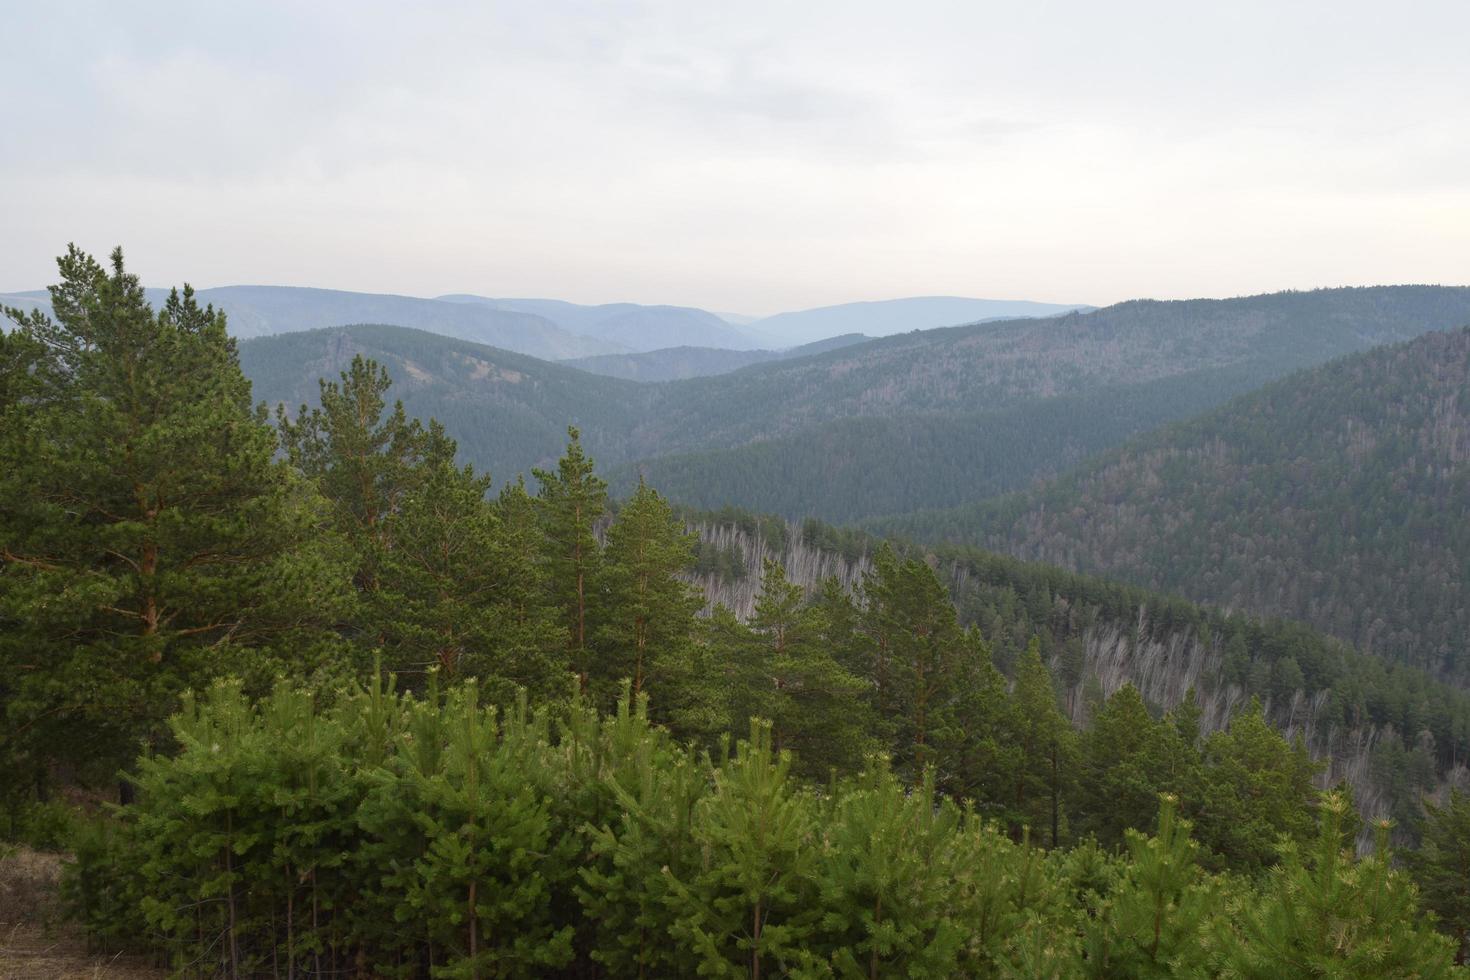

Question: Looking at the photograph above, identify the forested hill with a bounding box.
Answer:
[685,510,1470,837]
[874,327,1470,683]
[613,364,1263,522]
[560,332,870,382]
[241,287,1470,516]
[9,251,1470,973]
[635,286,1470,451]
[238,324,655,482]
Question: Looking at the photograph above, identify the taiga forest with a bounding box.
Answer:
[4,3,1470,977]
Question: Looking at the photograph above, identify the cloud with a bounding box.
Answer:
[2,0,1468,310]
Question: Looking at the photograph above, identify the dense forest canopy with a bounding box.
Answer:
[875,328,1470,684]
[239,286,1470,526]
[4,248,1470,975]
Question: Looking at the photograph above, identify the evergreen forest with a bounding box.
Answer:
[5,248,1470,976]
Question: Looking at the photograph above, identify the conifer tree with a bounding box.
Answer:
[533,428,608,692]
[494,477,562,639]
[0,246,350,792]
[1224,792,1456,976]
[1406,790,1470,964]
[278,354,450,594]
[1081,794,1216,977]
[278,356,566,700]
[732,560,872,777]
[1079,685,1202,848]
[934,627,1018,813]
[578,700,708,977]
[814,766,968,976]
[1010,638,1076,846]
[597,479,702,704]
[374,453,564,702]
[359,683,577,978]
[1194,699,1319,871]
[858,547,971,778]
[664,720,823,978]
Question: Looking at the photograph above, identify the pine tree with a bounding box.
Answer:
[1194,699,1319,871]
[935,628,1018,815]
[1406,790,1470,964]
[1224,792,1457,976]
[374,452,565,702]
[1079,685,1201,848]
[597,479,702,704]
[814,766,968,977]
[0,246,351,793]
[533,428,608,693]
[858,547,971,778]
[663,720,823,978]
[1081,794,1216,977]
[1010,638,1076,846]
[359,684,577,978]
[278,354,450,595]
[494,477,562,643]
[578,699,708,978]
[734,560,872,777]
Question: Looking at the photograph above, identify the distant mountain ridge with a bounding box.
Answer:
[8,285,1093,365]
[5,285,619,361]
[748,296,1092,345]
[437,295,767,352]
[561,333,870,382]
[873,326,1470,682]
[239,286,1470,529]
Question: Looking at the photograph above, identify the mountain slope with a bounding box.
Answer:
[439,295,763,351]
[239,325,652,479]
[750,296,1091,345]
[874,328,1470,681]
[614,364,1262,521]
[635,286,1470,455]
[562,333,870,382]
[241,287,1470,524]
[689,510,1470,832]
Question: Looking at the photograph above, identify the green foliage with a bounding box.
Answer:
[1408,790,1470,964]
[1078,686,1200,850]
[1194,701,1320,872]
[597,479,703,705]
[885,326,1470,685]
[1079,795,1216,977]
[1010,640,1076,847]
[62,679,1468,977]
[663,720,825,977]
[1222,792,1457,977]
[0,246,352,792]
[534,426,608,689]
[728,560,874,778]
[9,245,1470,978]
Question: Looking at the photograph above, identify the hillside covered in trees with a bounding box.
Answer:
[561,332,870,382]
[877,328,1470,683]
[238,287,1470,524]
[7,248,1470,974]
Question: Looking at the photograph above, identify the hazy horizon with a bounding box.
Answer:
[4,1,1468,312]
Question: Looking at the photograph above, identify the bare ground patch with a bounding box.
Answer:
[0,848,161,980]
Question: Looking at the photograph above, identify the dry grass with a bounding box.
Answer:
[0,847,161,980]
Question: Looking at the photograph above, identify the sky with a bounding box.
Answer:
[3,0,1468,315]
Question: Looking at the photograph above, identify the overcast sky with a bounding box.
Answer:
[3,1,1467,314]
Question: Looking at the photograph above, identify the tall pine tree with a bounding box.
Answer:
[534,428,608,694]
[597,479,701,705]
[0,246,350,794]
